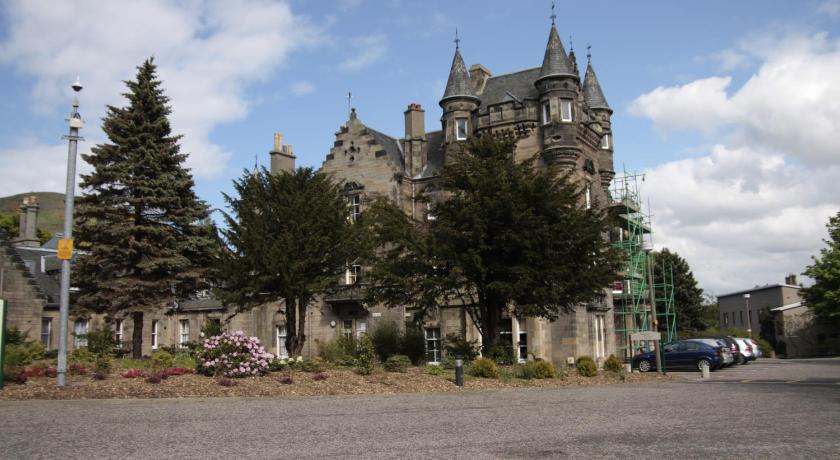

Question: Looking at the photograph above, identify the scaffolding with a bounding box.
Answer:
[609,172,677,359]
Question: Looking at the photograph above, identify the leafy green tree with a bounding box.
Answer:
[802,211,840,327]
[652,248,709,333]
[75,58,217,357]
[216,167,356,356]
[363,134,620,352]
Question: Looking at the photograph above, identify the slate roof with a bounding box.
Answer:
[583,62,610,110]
[477,67,541,114]
[419,130,445,178]
[0,236,62,307]
[537,25,576,81]
[368,127,404,173]
[441,47,479,103]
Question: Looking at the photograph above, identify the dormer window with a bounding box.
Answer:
[456,118,468,140]
[601,133,611,149]
[560,99,573,122]
[541,102,551,125]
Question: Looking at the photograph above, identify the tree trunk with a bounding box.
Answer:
[131,311,144,359]
[285,297,308,357]
[297,296,308,357]
[480,292,501,355]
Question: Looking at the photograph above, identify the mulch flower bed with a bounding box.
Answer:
[0,367,675,401]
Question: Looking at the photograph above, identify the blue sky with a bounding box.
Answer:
[1,0,839,295]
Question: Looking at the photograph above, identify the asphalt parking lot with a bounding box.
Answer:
[668,357,840,384]
[1,358,838,459]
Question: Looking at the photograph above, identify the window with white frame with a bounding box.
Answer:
[342,319,354,339]
[345,260,361,285]
[517,317,528,363]
[600,133,611,149]
[151,320,159,349]
[500,319,513,354]
[41,318,52,350]
[349,194,361,222]
[426,201,436,221]
[560,99,573,122]
[425,327,441,363]
[276,325,289,358]
[73,319,89,348]
[356,319,367,338]
[179,319,190,347]
[541,101,551,125]
[455,118,468,140]
[114,319,124,348]
[585,184,592,209]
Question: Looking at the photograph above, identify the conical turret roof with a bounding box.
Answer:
[441,47,479,104]
[537,25,576,81]
[583,61,610,111]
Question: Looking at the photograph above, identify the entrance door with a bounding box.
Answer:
[594,315,606,359]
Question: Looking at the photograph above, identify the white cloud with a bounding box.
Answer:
[289,80,316,96]
[631,32,840,165]
[0,140,86,197]
[631,31,840,295]
[0,0,320,192]
[818,0,840,17]
[339,33,387,72]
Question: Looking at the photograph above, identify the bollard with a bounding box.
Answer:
[455,357,464,387]
[624,363,632,374]
[700,361,710,379]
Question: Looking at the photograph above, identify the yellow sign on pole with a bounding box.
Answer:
[57,239,73,260]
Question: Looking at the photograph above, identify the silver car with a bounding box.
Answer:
[744,338,763,358]
[731,337,756,364]
[686,338,734,366]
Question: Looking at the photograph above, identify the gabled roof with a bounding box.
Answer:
[537,25,576,81]
[583,62,610,111]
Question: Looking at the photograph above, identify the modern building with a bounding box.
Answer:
[770,301,840,358]
[717,276,802,338]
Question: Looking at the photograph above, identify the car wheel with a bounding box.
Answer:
[697,358,712,372]
[739,354,747,365]
[638,359,652,373]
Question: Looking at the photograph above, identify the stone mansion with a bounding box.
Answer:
[1,19,618,367]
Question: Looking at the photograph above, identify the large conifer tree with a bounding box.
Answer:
[75,58,217,356]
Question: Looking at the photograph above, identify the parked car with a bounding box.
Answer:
[709,336,741,365]
[686,338,734,367]
[732,337,756,364]
[632,340,723,372]
[744,338,763,358]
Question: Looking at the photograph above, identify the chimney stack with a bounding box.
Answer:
[13,195,40,247]
[404,103,425,140]
[269,132,296,174]
[785,273,798,286]
[469,64,492,95]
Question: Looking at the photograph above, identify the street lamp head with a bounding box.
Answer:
[71,76,83,93]
[743,294,751,299]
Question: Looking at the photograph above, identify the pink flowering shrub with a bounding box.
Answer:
[122,369,146,378]
[195,330,273,378]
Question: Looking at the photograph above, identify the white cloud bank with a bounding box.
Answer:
[631,31,840,295]
[0,0,319,196]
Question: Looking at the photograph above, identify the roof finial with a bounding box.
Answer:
[550,1,556,26]
[586,44,592,63]
[454,28,460,49]
[347,91,353,118]
[569,35,574,52]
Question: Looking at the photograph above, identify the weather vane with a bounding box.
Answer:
[550,1,556,25]
[587,44,592,63]
[347,92,352,117]
[454,28,460,49]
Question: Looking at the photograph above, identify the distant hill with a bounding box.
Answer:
[0,192,66,235]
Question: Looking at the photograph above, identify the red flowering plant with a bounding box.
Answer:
[195,331,273,378]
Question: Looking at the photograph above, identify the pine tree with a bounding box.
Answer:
[651,248,708,333]
[216,167,357,356]
[75,58,217,357]
[802,211,840,327]
[363,134,621,352]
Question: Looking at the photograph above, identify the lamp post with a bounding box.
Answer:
[56,77,83,387]
[743,293,751,339]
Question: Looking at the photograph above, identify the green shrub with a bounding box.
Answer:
[467,357,498,379]
[439,354,457,370]
[401,325,427,365]
[384,355,411,373]
[603,355,623,374]
[424,365,444,376]
[518,360,556,379]
[370,320,402,361]
[486,344,515,365]
[94,355,113,375]
[150,350,174,372]
[318,334,357,366]
[301,357,328,373]
[355,335,377,376]
[576,356,598,377]
[4,326,28,345]
[201,319,223,339]
[443,334,480,362]
[69,347,96,364]
[85,327,121,357]
[172,352,196,369]
[3,341,45,370]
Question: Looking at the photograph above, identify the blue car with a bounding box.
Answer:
[632,340,724,372]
